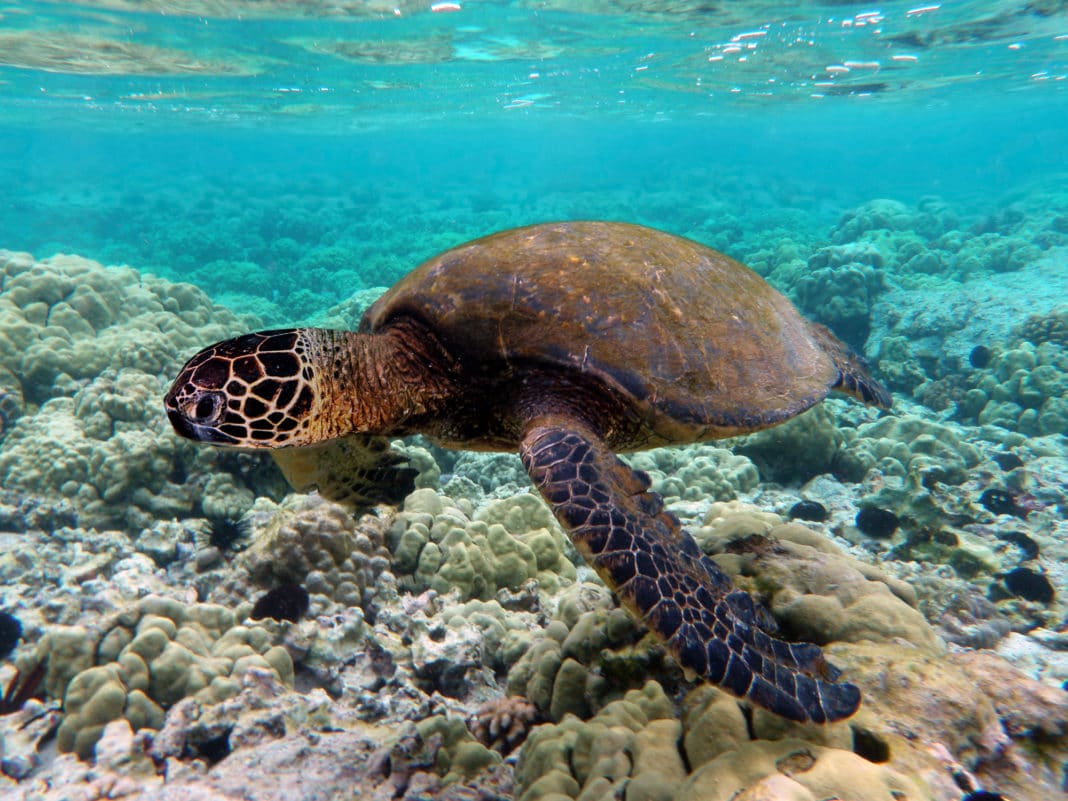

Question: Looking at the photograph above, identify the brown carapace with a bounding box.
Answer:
[165,221,891,723]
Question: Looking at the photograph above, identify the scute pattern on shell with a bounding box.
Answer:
[363,221,855,442]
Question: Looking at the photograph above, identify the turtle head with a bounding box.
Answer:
[165,329,327,448]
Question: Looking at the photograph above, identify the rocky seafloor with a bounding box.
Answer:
[0,194,1067,801]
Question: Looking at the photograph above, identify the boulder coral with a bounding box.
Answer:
[733,405,846,485]
[626,443,758,503]
[971,342,1068,436]
[697,503,940,653]
[1018,305,1068,348]
[514,606,1059,801]
[414,713,502,784]
[881,232,944,276]
[505,582,668,723]
[234,493,392,614]
[29,595,292,759]
[677,738,925,801]
[512,505,1068,799]
[0,372,183,529]
[830,197,1041,280]
[508,502,942,727]
[410,597,542,698]
[869,270,1067,435]
[834,643,1068,797]
[0,365,22,444]
[953,232,1041,277]
[516,681,680,801]
[0,251,277,530]
[874,335,929,395]
[0,251,247,404]
[792,245,886,351]
[388,489,576,602]
[516,680,926,801]
[834,414,981,499]
[450,451,530,496]
[831,198,918,243]
[830,416,999,531]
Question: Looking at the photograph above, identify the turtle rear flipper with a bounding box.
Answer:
[805,320,892,410]
[519,416,860,724]
[271,433,417,508]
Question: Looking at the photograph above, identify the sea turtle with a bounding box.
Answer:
[165,221,891,723]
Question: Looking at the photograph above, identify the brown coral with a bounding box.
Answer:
[1017,306,1068,347]
[916,374,972,412]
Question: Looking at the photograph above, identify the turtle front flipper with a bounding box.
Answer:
[272,433,417,508]
[519,416,860,724]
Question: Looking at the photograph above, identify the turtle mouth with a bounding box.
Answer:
[166,405,225,443]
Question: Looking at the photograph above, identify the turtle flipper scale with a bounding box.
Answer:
[519,418,860,724]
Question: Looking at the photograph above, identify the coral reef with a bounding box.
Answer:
[505,581,669,723]
[1017,306,1068,347]
[954,233,1041,277]
[509,501,1068,799]
[867,247,1068,435]
[414,714,502,784]
[388,489,576,602]
[449,451,530,497]
[833,414,983,523]
[28,595,292,759]
[468,695,542,755]
[733,405,848,484]
[831,197,1048,283]
[697,503,941,653]
[232,494,392,615]
[516,679,930,801]
[0,366,22,444]
[793,242,887,349]
[971,342,1068,436]
[2,187,1067,800]
[627,443,759,502]
[831,198,919,242]
[0,251,285,531]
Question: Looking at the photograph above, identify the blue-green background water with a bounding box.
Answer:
[1,0,1066,325]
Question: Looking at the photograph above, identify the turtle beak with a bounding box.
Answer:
[165,404,198,439]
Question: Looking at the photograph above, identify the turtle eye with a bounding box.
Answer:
[187,392,223,424]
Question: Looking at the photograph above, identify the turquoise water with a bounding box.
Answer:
[1,0,1066,322]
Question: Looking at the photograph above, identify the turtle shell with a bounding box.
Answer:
[362,221,840,441]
